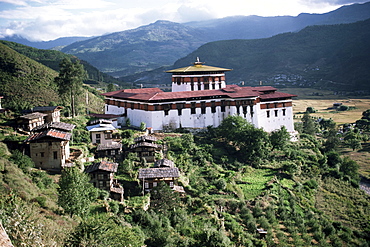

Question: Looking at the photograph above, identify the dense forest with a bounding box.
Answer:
[0,111,369,246]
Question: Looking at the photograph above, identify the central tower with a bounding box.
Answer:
[166,58,232,92]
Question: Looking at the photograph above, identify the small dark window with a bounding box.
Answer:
[201,102,206,114]
[267,110,270,118]
[191,102,196,114]
[211,101,216,113]
[41,152,44,157]
[282,109,286,116]
[221,101,226,112]
[275,110,278,117]
[53,151,57,160]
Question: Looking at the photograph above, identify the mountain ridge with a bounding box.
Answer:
[124,18,370,92]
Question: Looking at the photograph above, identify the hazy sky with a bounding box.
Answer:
[0,0,367,41]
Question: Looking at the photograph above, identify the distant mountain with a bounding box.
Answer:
[0,35,92,50]
[147,19,370,92]
[185,1,370,39]
[59,1,370,78]
[60,20,209,78]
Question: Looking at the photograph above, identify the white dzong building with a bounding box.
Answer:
[102,59,296,133]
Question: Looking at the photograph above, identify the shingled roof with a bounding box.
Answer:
[84,160,118,173]
[33,106,63,112]
[138,167,179,179]
[19,112,47,120]
[25,129,72,142]
[32,122,75,132]
[97,142,122,151]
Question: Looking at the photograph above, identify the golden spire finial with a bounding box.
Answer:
[194,57,204,67]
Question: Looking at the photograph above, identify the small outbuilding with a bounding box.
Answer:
[84,160,124,202]
[138,164,184,193]
[18,112,47,132]
[128,135,162,162]
[32,106,63,123]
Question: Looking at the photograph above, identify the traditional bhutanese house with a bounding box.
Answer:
[33,106,63,123]
[96,142,123,161]
[86,119,116,145]
[84,160,124,201]
[128,135,162,162]
[25,122,75,172]
[18,112,47,132]
[138,166,182,193]
[102,58,297,134]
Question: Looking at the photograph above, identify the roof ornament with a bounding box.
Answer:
[194,57,205,67]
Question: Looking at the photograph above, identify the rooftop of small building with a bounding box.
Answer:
[84,160,119,173]
[19,112,47,120]
[25,129,72,142]
[32,122,76,132]
[86,123,116,132]
[97,142,122,151]
[138,167,179,179]
[32,106,63,112]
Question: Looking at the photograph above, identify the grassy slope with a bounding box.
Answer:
[0,43,60,109]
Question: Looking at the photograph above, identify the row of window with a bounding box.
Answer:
[144,181,174,189]
[266,109,286,118]
[35,151,58,159]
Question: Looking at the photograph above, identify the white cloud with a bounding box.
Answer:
[0,0,366,41]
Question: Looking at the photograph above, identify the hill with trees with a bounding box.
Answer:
[0,41,127,114]
[0,112,369,246]
[125,18,370,92]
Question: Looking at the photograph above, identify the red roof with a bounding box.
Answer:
[102,85,295,102]
[25,129,72,142]
[84,160,118,173]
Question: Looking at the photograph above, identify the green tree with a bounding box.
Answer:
[106,83,116,92]
[306,106,316,113]
[302,113,317,135]
[57,167,97,217]
[55,58,86,118]
[270,126,290,150]
[356,109,370,131]
[140,121,146,131]
[217,116,271,164]
[150,181,180,213]
[66,215,145,247]
[344,131,362,151]
[340,156,360,184]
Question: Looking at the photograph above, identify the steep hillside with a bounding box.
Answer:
[128,19,370,92]
[0,42,106,113]
[58,2,370,78]
[0,43,60,110]
[0,40,122,87]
